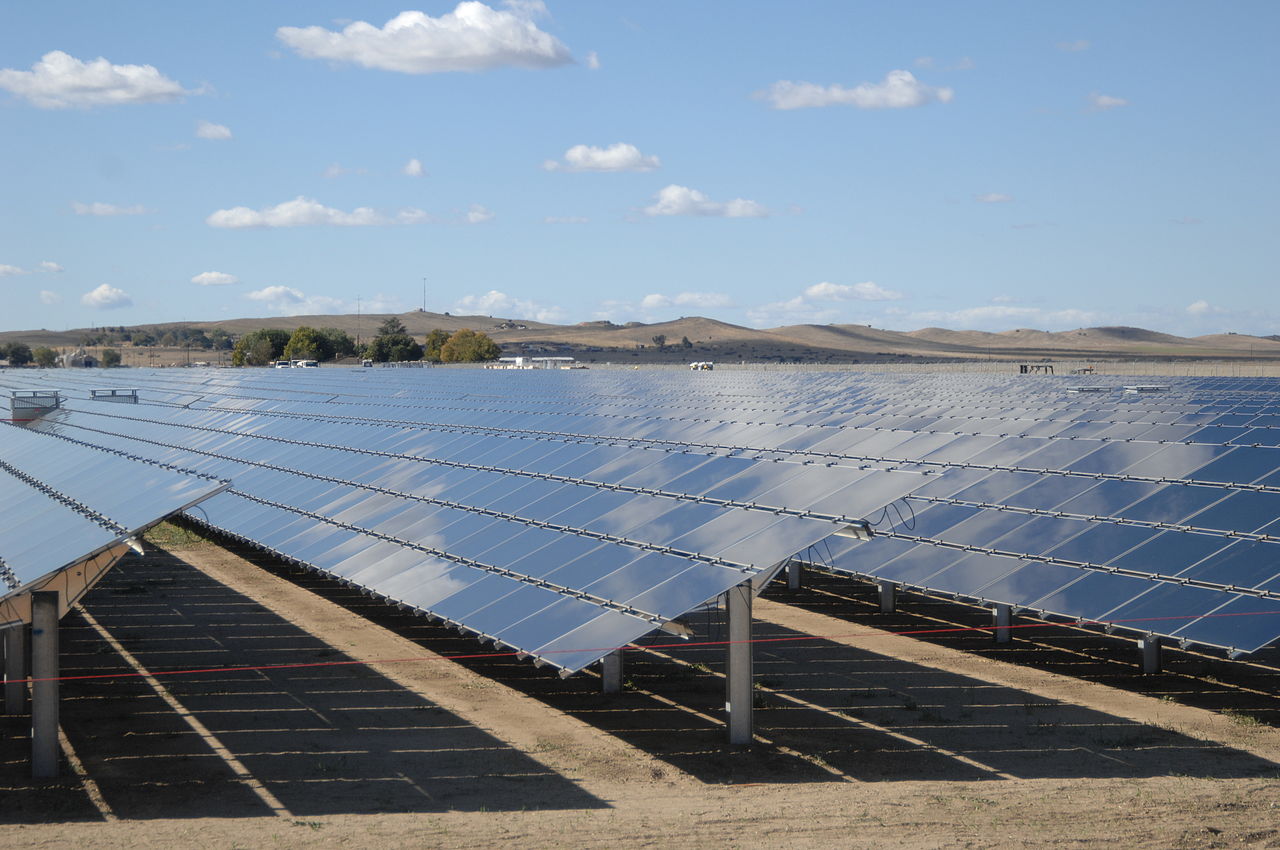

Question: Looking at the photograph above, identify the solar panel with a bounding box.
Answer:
[0,422,227,626]
[8,367,1280,659]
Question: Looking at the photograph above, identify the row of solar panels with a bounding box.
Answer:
[7,367,1280,657]
[6,373,928,673]
[0,423,226,627]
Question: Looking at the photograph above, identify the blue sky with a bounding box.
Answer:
[1,1,1276,335]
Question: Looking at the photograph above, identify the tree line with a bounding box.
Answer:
[230,319,501,366]
[2,319,503,368]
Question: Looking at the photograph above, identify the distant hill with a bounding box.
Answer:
[3,310,1279,364]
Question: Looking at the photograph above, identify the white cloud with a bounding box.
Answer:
[453,289,564,322]
[908,304,1098,330]
[640,292,733,311]
[1088,92,1129,111]
[277,3,572,74]
[72,201,149,216]
[914,56,935,69]
[585,50,600,70]
[0,50,191,109]
[975,192,1014,203]
[403,157,425,177]
[196,120,232,140]
[246,286,401,316]
[746,296,840,328]
[804,281,903,302]
[206,196,406,228]
[81,283,132,309]
[991,294,1017,304]
[39,290,62,305]
[1186,300,1224,316]
[743,281,904,327]
[398,207,432,224]
[755,70,953,110]
[543,142,660,172]
[466,203,495,224]
[1058,40,1090,52]
[192,271,239,286]
[545,215,588,224]
[643,185,767,218]
[322,162,367,178]
[1,261,64,276]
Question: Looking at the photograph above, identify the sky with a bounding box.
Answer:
[0,1,1276,336]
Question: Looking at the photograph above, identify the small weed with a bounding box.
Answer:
[689,662,712,674]
[291,821,324,831]
[1224,709,1264,727]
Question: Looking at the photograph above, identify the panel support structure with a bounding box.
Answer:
[601,650,623,694]
[992,604,1013,644]
[4,626,28,715]
[30,591,59,779]
[786,559,802,590]
[877,581,897,614]
[1139,634,1162,674]
[725,584,753,745]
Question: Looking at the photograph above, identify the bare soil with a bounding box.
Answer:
[3,534,1280,848]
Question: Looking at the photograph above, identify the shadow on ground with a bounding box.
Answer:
[215,534,1280,787]
[0,546,604,824]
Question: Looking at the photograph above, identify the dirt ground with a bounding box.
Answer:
[3,531,1280,848]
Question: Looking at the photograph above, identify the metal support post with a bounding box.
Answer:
[877,581,896,613]
[31,591,59,778]
[725,584,753,745]
[786,559,802,590]
[992,604,1013,644]
[4,626,29,715]
[601,650,623,694]
[1139,634,1161,674]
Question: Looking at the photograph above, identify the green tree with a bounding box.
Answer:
[33,346,58,368]
[5,342,32,366]
[651,334,667,349]
[316,327,356,360]
[440,328,502,363]
[231,328,290,366]
[422,328,451,362]
[366,316,423,362]
[283,326,326,361]
[208,327,233,350]
[101,349,122,368]
[681,336,693,349]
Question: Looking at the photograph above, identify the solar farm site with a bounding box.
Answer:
[4,366,1280,847]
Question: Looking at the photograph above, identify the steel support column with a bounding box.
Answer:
[4,626,28,715]
[877,581,896,614]
[992,604,1013,644]
[31,591,59,779]
[601,650,623,694]
[786,559,802,590]
[1139,634,1162,674]
[725,584,753,745]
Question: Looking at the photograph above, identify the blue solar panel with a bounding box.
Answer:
[7,367,1280,658]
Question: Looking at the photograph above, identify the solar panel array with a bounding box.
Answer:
[5,367,1280,660]
[2,368,924,674]
[0,422,227,626]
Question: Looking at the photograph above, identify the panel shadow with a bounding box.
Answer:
[0,547,605,824]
